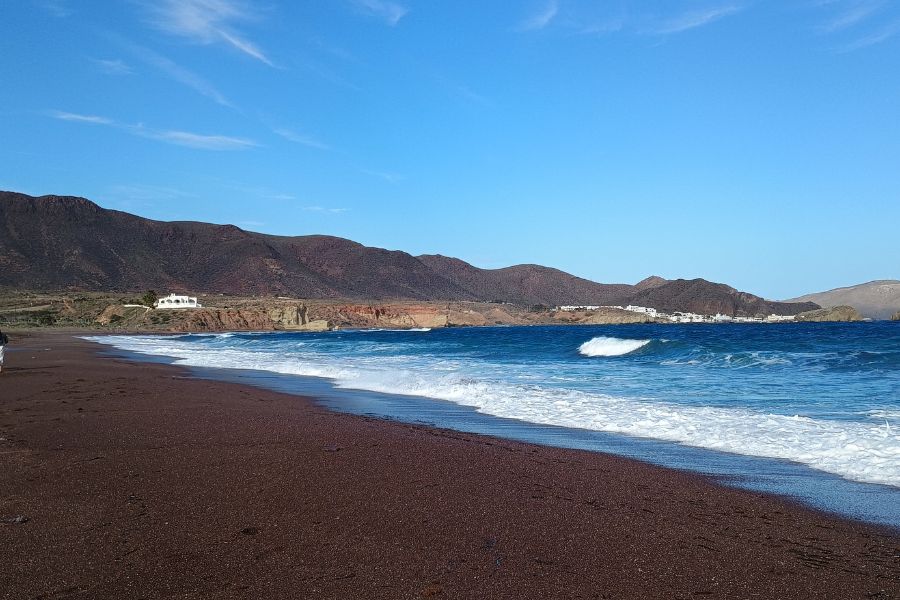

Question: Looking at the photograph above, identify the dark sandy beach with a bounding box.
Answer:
[1,332,897,599]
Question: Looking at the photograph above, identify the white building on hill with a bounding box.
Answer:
[154,294,202,309]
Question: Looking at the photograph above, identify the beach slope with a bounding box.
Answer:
[1,333,897,599]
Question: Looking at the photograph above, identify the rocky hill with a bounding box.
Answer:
[1,191,818,316]
[0,192,469,299]
[608,278,818,317]
[787,280,900,320]
[416,254,632,306]
[794,305,864,323]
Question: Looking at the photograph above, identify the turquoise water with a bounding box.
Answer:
[88,322,900,526]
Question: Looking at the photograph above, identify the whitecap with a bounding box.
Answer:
[578,336,650,357]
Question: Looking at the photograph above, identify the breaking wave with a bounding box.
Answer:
[578,336,651,357]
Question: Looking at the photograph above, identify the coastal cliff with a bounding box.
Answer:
[551,307,658,325]
[0,291,843,332]
[794,305,863,322]
[86,299,551,332]
[892,311,900,321]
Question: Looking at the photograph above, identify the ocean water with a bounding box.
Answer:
[86,322,900,526]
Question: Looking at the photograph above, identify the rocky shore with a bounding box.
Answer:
[795,305,864,322]
[0,291,871,333]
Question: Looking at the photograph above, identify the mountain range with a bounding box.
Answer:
[0,191,819,316]
[787,281,900,320]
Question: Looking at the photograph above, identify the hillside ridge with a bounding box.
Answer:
[1,191,817,316]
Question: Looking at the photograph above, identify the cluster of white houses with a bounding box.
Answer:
[557,304,795,324]
[154,294,202,309]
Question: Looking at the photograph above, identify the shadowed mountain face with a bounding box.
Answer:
[0,191,818,315]
[613,279,819,317]
[787,281,900,320]
[0,192,466,299]
[416,255,633,306]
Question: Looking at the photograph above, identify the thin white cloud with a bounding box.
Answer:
[303,206,349,214]
[108,184,196,201]
[142,129,257,150]
[144,0,274,66]
[353,0,408,26]
[652,5,742,35]
[452,83,491,106]
[216,29,271,65]
[518,0,560,32]
[49,110,113,125]
[362,169,403,183]
[840,18,900,50]
[48,110,257,151]
[819,0,885,33]
[308,36,359,64]
[579,17,626,36]
[93,58,132,75]
[431,74,492,107]
[35,0,71,18]
[274,128,330,150]
[124,42,234,108]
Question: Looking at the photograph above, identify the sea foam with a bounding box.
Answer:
[578,336,650,357]
[84,332,900,488]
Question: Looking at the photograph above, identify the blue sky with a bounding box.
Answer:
[2,0,899,299]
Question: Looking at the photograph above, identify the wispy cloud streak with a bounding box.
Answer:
[362,169,403,183]
[48,110,257,150]
[302,206,349,213]
[353,0,408,26]
[274,128,330,150]
[811,0,900,51]
[35,0,71,18]
[144,0,274,66]
[819,0,885,33]
[92,58,132,75]
[108,184,196,202]
[651,5,742,35]
[123,41,234,108]
[144,129,256,150]
[518,0,560,32]
[49,110,113,125]
[840,18,900,50]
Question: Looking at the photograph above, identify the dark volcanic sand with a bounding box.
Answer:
[0,333,897,599]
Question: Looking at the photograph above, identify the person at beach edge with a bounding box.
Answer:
[0,329,8,374]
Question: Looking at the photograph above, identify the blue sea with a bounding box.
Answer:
[87,322,900,527]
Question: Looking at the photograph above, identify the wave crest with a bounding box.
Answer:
[578,336,650,357]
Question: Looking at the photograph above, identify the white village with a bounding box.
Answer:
[556,304,797,324]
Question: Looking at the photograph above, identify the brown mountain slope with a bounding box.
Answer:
[0,192,469,299]
[1,191,819,315]
[417,254,632,306]
[786,280,900,320]
[615,279,819,317]
[634,275,668,291]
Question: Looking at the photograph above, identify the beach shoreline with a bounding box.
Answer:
[1,332,898,599]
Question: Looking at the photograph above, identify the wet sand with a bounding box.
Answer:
[1,332,897,599]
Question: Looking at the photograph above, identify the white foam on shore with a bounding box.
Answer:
[85,334,900,488]
[579,336,650,357]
